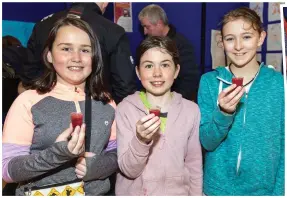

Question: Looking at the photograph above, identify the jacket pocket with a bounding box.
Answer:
[142,180,162,195]
[165,176,188,195]
[127,179,162,196]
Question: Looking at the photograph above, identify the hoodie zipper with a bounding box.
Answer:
[236,66,261,175]
[26,182,33,195]
[217,65,262,176]
[25,86,83,195]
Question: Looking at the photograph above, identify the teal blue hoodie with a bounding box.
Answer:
[198,63,285,195]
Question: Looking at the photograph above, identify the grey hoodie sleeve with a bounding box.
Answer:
[8,141,78,183]
[83,148,118,181]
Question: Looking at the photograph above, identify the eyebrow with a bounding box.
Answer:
[141,60,153,64]
[224,32,254,37]
[141,59,172,64]
[242,32,254,35]
[57,43,91,47]
[161,59,172,63]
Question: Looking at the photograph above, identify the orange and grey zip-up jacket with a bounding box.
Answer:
[2,82,117,195]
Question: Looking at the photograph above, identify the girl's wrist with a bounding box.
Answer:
[219,105,234,115]
[136,133,151,145]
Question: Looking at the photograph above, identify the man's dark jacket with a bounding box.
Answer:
[167,24,199,102]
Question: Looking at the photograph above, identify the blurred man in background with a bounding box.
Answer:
[138,4,200,101]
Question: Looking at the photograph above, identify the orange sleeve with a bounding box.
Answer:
[2,91,37,146]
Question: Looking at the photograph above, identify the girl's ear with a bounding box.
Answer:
[257,31,266,47]
[47,51,53,63]
[135,66,141,80]
[174,64,180,79]
[217,33,224,48]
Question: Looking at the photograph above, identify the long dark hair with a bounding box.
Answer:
[30,17,111,103]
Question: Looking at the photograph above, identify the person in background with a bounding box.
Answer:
[115,36,202,196]
[2,35,23,195]
[2,36,23,123]
[198,7,284,195]
[3,2,137,105]
[123,8,131,17]
[138,4,199,102]
[2,35,22,195]
[2,17,118,196]
[2,36,28,195]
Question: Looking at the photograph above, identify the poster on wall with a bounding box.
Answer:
[267,23,282,51]
[266,53,282,72]
[268,2,281,21]
[250,3,264,22]
[249,2,262,51]
[211,30,226,69]
[114,2,133,32]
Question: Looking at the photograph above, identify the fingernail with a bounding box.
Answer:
[75,126,80,133]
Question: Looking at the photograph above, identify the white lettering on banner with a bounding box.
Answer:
[130,56,134,65]
[41,13,54,22]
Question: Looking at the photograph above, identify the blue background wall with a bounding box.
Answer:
[126,2,202,68]
[2,2,283,74]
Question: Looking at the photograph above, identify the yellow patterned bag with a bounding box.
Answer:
[24,181,84,196]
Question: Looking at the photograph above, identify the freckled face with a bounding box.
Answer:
[136,47,180,96]
[222,18,265,68]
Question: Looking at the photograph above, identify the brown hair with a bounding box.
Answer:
[136,36,179,67]
[2,35,21,48]
[30,17,111,103]
[220,7,264,35]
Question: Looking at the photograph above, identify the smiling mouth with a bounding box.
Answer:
[234,53,246,56]
[150,81,164,87]
[68,66,84,71]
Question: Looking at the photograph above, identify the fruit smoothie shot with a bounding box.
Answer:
[232,77,243,87]
[149,106,161,117]
[71,112,83,129]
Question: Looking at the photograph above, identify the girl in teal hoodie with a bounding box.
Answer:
[198,7,284,195]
